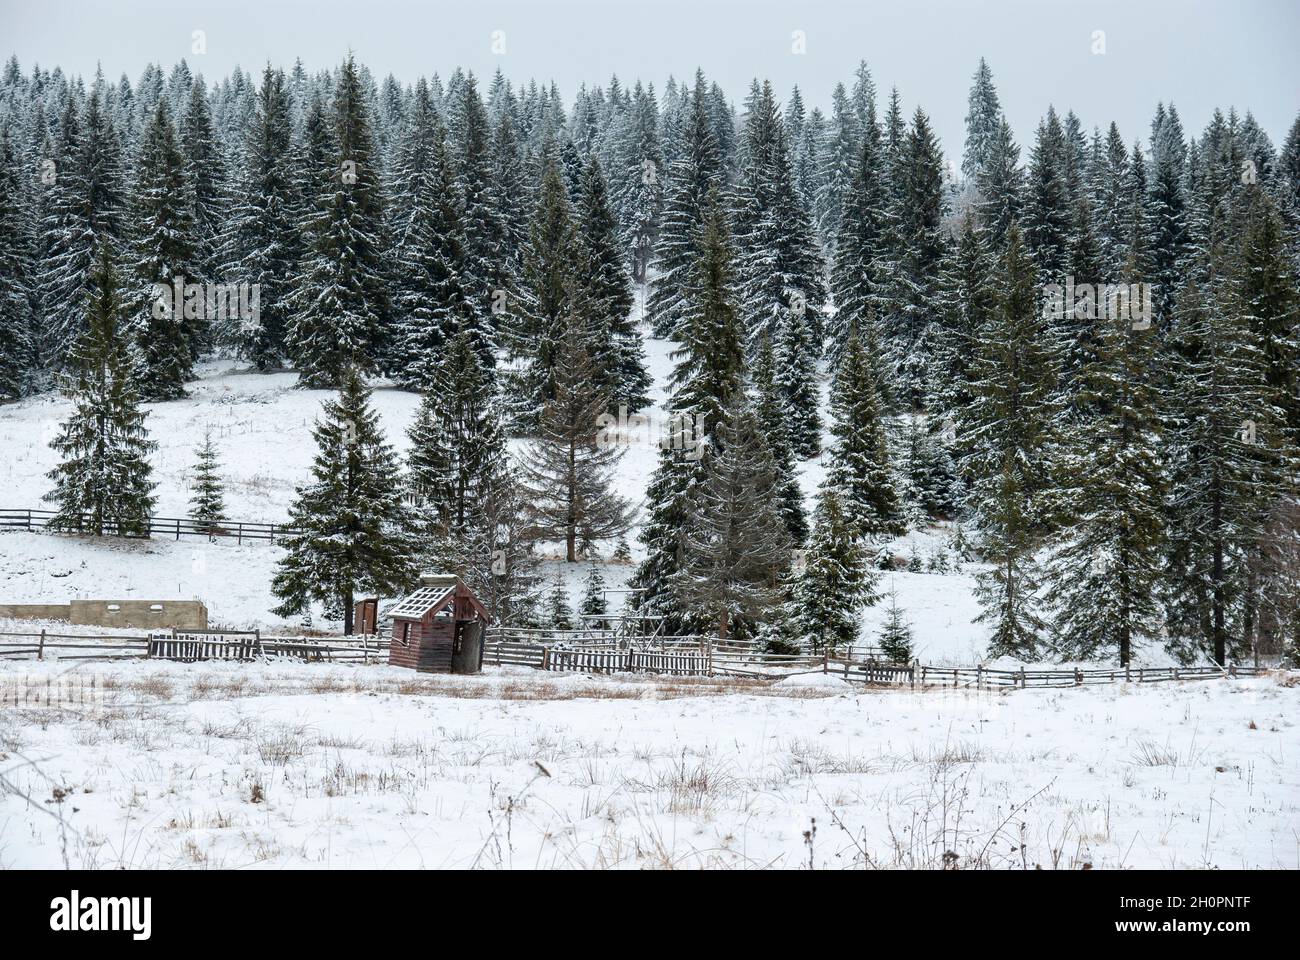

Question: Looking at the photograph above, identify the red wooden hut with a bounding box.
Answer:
[382,574,492,674]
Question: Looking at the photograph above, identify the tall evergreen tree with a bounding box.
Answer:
[675,392,791,639]
[128,97,198,399]
[45,243,156,536]
[792,488,876,652]
[826,321,902,538]
[962,58,1002,181]
[288,56,390,388]
[272,366,417,634]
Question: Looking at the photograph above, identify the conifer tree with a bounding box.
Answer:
[962,58,1002,181]
[580,560,609,629]
[876,588,914,663]
[975,116,1023,252]
[1023,108,1072,284]
[573,156,650,410]
[519,308,635,562]
[633,194,744,631]
[45,243,156,537]
[180,78,228,286]
[0,127,34,401]
[1162,273,1288,665]
[128,98,198,400]
[188,430,226,533]
[229,66,298,369]
[792,489,876,653]
[675,392,791,639]
[827,322,902,539]
[506,152,579,425]
[964,228,1058,659]
[827,126,892,366]
[773,301,822,458]
[751,333,808,545]
[647,71,721,338]
[288,56,390,388]
[272,367,417,634]
[390,101,474,388]
[1043,261,1166,665]
[546,570,575,630]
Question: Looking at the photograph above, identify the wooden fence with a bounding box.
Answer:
[0,508,300,544]
[0,628,387,664]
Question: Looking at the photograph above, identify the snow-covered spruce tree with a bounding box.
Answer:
[0,126,34,401]
[128,97,198,400]
[792,488,876,653]
[814,83,858,252]
[964,227,1058,660]
[580,560,609,629]
[546,570,575,630]
[573,155,651,411]
[44,242,156,536]
[632,192,745,632]
[519,304,635,563]
[826,321,902,539]
[975,116,1023,253]
[228,66,299,370]
[876,588,914,663]
[272,366,417,634]
[180,78,228,292]
[1043,260,1166,665]
[646,71,722,339]
[389,94,474,389]
[406,323,511,546]
[890,107,949,410]
[675,392,792,640]
[38,89,126,367]
[750,333,808,545]
[447,72,503,337]
[1162,272,1290,665]
[188,430,226,533]
[613,82,663,289]
[962,58,1002,182]
[931,214,997,461]
[1093,123,1131,276]
[1147,103,1189,328]
[772,299,822,458]
[1237,191,1300,439]
[504,150,579,428]
[288,56,390,388]
[1022,108,1072,285]
[731,80,826,351]
[827,124,893,369]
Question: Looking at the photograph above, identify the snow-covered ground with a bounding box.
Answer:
[0,658,1294,869]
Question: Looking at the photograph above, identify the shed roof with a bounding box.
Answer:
[380,576,492,624]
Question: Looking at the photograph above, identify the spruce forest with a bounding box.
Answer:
[3,51,1300,668]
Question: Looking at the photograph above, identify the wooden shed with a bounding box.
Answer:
[383,574,492,674]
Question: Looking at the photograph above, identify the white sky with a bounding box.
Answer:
[4,0,1298,161]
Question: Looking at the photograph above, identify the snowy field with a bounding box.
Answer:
[0,658,1295,869]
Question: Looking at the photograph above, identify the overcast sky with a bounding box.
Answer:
[4,0,1297,162]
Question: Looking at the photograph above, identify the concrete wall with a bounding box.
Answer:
[0,600,208,630]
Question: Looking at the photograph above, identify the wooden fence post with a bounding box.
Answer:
[37,628,45,661]
[976,664,983,689]
[541,645,550,671]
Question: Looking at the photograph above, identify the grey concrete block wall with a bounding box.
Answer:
[0,600,208,630]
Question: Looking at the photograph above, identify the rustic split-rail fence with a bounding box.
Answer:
[0,626,1267,690]
[0,507,300,544]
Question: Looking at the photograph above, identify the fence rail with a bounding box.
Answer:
[0,627,1268,691]
[0,508,300,544]
[0,628,386,663]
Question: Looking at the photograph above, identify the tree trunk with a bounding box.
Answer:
[343,585,354,636]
